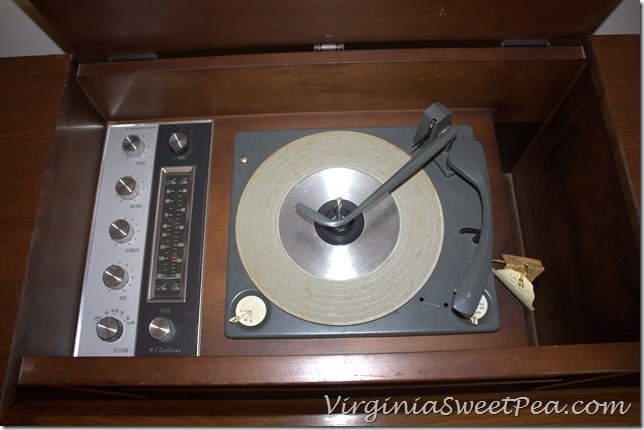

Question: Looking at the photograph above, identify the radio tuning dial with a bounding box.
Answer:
[96,317,123,342]
[115,176,139,200]
[168,132,189,154]
[148,317,175,342]
[122,135,145,157]
[102,265,129,290]
[109,219,134,243]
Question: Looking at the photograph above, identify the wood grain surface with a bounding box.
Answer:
[0,33,638,425]
[4,387,639,426]
[0,54,72,418]
[29,0,619,61]
[587,35,640,238]
[74,47,585,123]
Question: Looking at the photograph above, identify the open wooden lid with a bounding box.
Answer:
[30,0,620,61]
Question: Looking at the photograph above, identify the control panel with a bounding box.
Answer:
[74,121,212,357]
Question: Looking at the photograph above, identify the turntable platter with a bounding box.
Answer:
[235,131,444,326]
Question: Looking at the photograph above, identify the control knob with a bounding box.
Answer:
[102,264,129,290]
[115,176,139,200]
[96,317,123,342]
[148,317,175,342]
[109,219,134,243]
[168,132,189,154]
[122,135,145,157]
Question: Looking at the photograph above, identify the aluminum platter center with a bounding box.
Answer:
[279,167,400,281]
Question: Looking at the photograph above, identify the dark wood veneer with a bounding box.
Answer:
[0,34,638,425]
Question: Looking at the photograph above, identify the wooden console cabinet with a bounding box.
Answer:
[0,1,639,424]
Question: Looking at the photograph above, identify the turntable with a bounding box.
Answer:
[225,103,499,338]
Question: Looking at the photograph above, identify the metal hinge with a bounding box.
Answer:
[501,39,550,47]
[314,35,345,51]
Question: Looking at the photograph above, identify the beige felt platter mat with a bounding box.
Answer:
[235,131,444,325]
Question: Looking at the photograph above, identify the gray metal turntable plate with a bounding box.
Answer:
[235,131,443,326]
[225,126,500,338]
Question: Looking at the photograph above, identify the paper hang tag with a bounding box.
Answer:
[492,268,535,310]
[492,254,544,310]
[492,254,544,282]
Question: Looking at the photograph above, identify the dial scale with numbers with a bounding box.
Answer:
[74,121,212,357]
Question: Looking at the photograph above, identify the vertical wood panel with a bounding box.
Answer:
[586,35,640,241]
[511,69,639,345]
[0,54,72,417]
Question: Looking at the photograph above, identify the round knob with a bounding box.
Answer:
[229,295,268,327]
[115,176,139,200]
[148,317,174,342]
[96,317,123,342]
[168,132,189,154]
[122,135,145,157]
[102,264,129,290]
[109,219,133,243]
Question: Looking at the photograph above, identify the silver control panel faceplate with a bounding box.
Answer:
[74,124,158,357]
